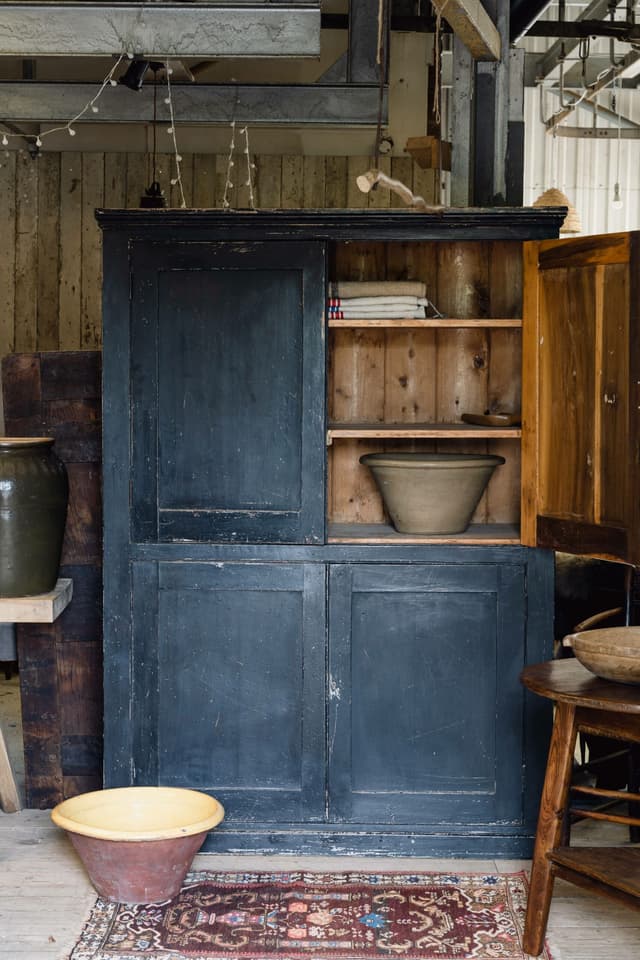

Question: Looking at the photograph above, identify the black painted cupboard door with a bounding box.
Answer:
[328,562,528,826]
[129,561,326,823]
[129,241,326,544]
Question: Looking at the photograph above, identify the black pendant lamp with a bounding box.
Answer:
[139,63,167,208]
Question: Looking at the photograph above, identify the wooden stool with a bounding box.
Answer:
[520,659,640,956]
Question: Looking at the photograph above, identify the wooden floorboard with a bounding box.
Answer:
[1,676,639,958]
[0,810,638,958]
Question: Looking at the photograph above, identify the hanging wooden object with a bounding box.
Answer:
[405,136,452,171]
[356,169,443,211]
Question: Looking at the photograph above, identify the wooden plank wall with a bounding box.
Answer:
[0,151,436,357]
[3,351,102,808]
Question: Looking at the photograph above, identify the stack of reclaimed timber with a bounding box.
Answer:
[2,351,102,808]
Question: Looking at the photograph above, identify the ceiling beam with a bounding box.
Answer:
[552,125,640,138]
[0,3,321,58]
[545,89,640,128]
[527,19,640,41]
[0,82,387,126]
[534,0,624,82]
[435,0,501,61]
[545,49,640,130]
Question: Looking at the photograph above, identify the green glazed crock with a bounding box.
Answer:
[0,437,69,597]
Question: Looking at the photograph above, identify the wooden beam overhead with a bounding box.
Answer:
[0,82,387,125]
[534,0,623,81]
[434,0,500,61]
[0,3,321,58]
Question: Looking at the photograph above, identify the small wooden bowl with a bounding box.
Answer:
[563,626,640,685]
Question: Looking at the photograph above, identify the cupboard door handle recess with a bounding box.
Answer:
[603,393,617,406]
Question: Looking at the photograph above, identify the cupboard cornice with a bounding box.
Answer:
[96,207,566,242]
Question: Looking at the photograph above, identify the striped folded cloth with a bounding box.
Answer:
[329,280,426,299]
[329,307,427,319]
[327,296,428,308]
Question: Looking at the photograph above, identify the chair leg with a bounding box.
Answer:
[524,702,578,957]
[628,744,640,844]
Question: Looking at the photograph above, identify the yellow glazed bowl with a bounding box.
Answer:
[51,786,224,902]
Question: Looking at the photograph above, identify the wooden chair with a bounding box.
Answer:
[562,607,640,842]
[521,660,640,957]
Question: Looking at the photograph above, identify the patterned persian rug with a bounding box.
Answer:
[68,871,552,960]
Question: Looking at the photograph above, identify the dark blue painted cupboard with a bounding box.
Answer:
[97,209,567,856]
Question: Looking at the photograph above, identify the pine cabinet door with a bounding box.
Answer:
[522,232,640,563]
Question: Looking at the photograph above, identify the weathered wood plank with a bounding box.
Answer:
[384,328,437,423]
[14,152,38,352]
[103,151,127,209]
[37,153,60,351]
[16,628,63,808]
[303,155,325,208]
[324,156,347,209]
[256,154,282,209]
[80,154,104,349]
[0,723,20,812]
[193,152,217,208]
[281,155,303,208]
[58,152,83,350]
[435,241,490,423]
[439,0,501,61]
[0,579,72,623]
[0,5,321,58]
[0,151,16,357]
[124,151,147,209]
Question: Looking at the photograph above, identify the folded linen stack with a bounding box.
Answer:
[327,280,428,319]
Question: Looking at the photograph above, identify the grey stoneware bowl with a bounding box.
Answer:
[359,452,505,535]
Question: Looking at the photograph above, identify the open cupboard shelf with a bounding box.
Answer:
[328,523,521,545]
[327,317,523,329]
[327,422,522,440]
[327,237,524,541]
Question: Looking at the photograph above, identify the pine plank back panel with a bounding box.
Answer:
[328,239,523,527]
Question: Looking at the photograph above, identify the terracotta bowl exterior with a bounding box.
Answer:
[51,786,224,903]
[563,626,640,685]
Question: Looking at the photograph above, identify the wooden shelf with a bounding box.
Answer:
[328,317,522,328]
[0,578,73,623]
[327,422,522,441]
[328,523,521,545]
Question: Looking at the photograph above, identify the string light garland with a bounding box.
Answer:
[240,125,256,210]
[163,60,186,209]
[221,121,256,211]
[1,55,125,149]
[222,120,236,210]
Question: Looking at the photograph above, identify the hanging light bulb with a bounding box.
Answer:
[612,79,624,210]
[612,182,624,210]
